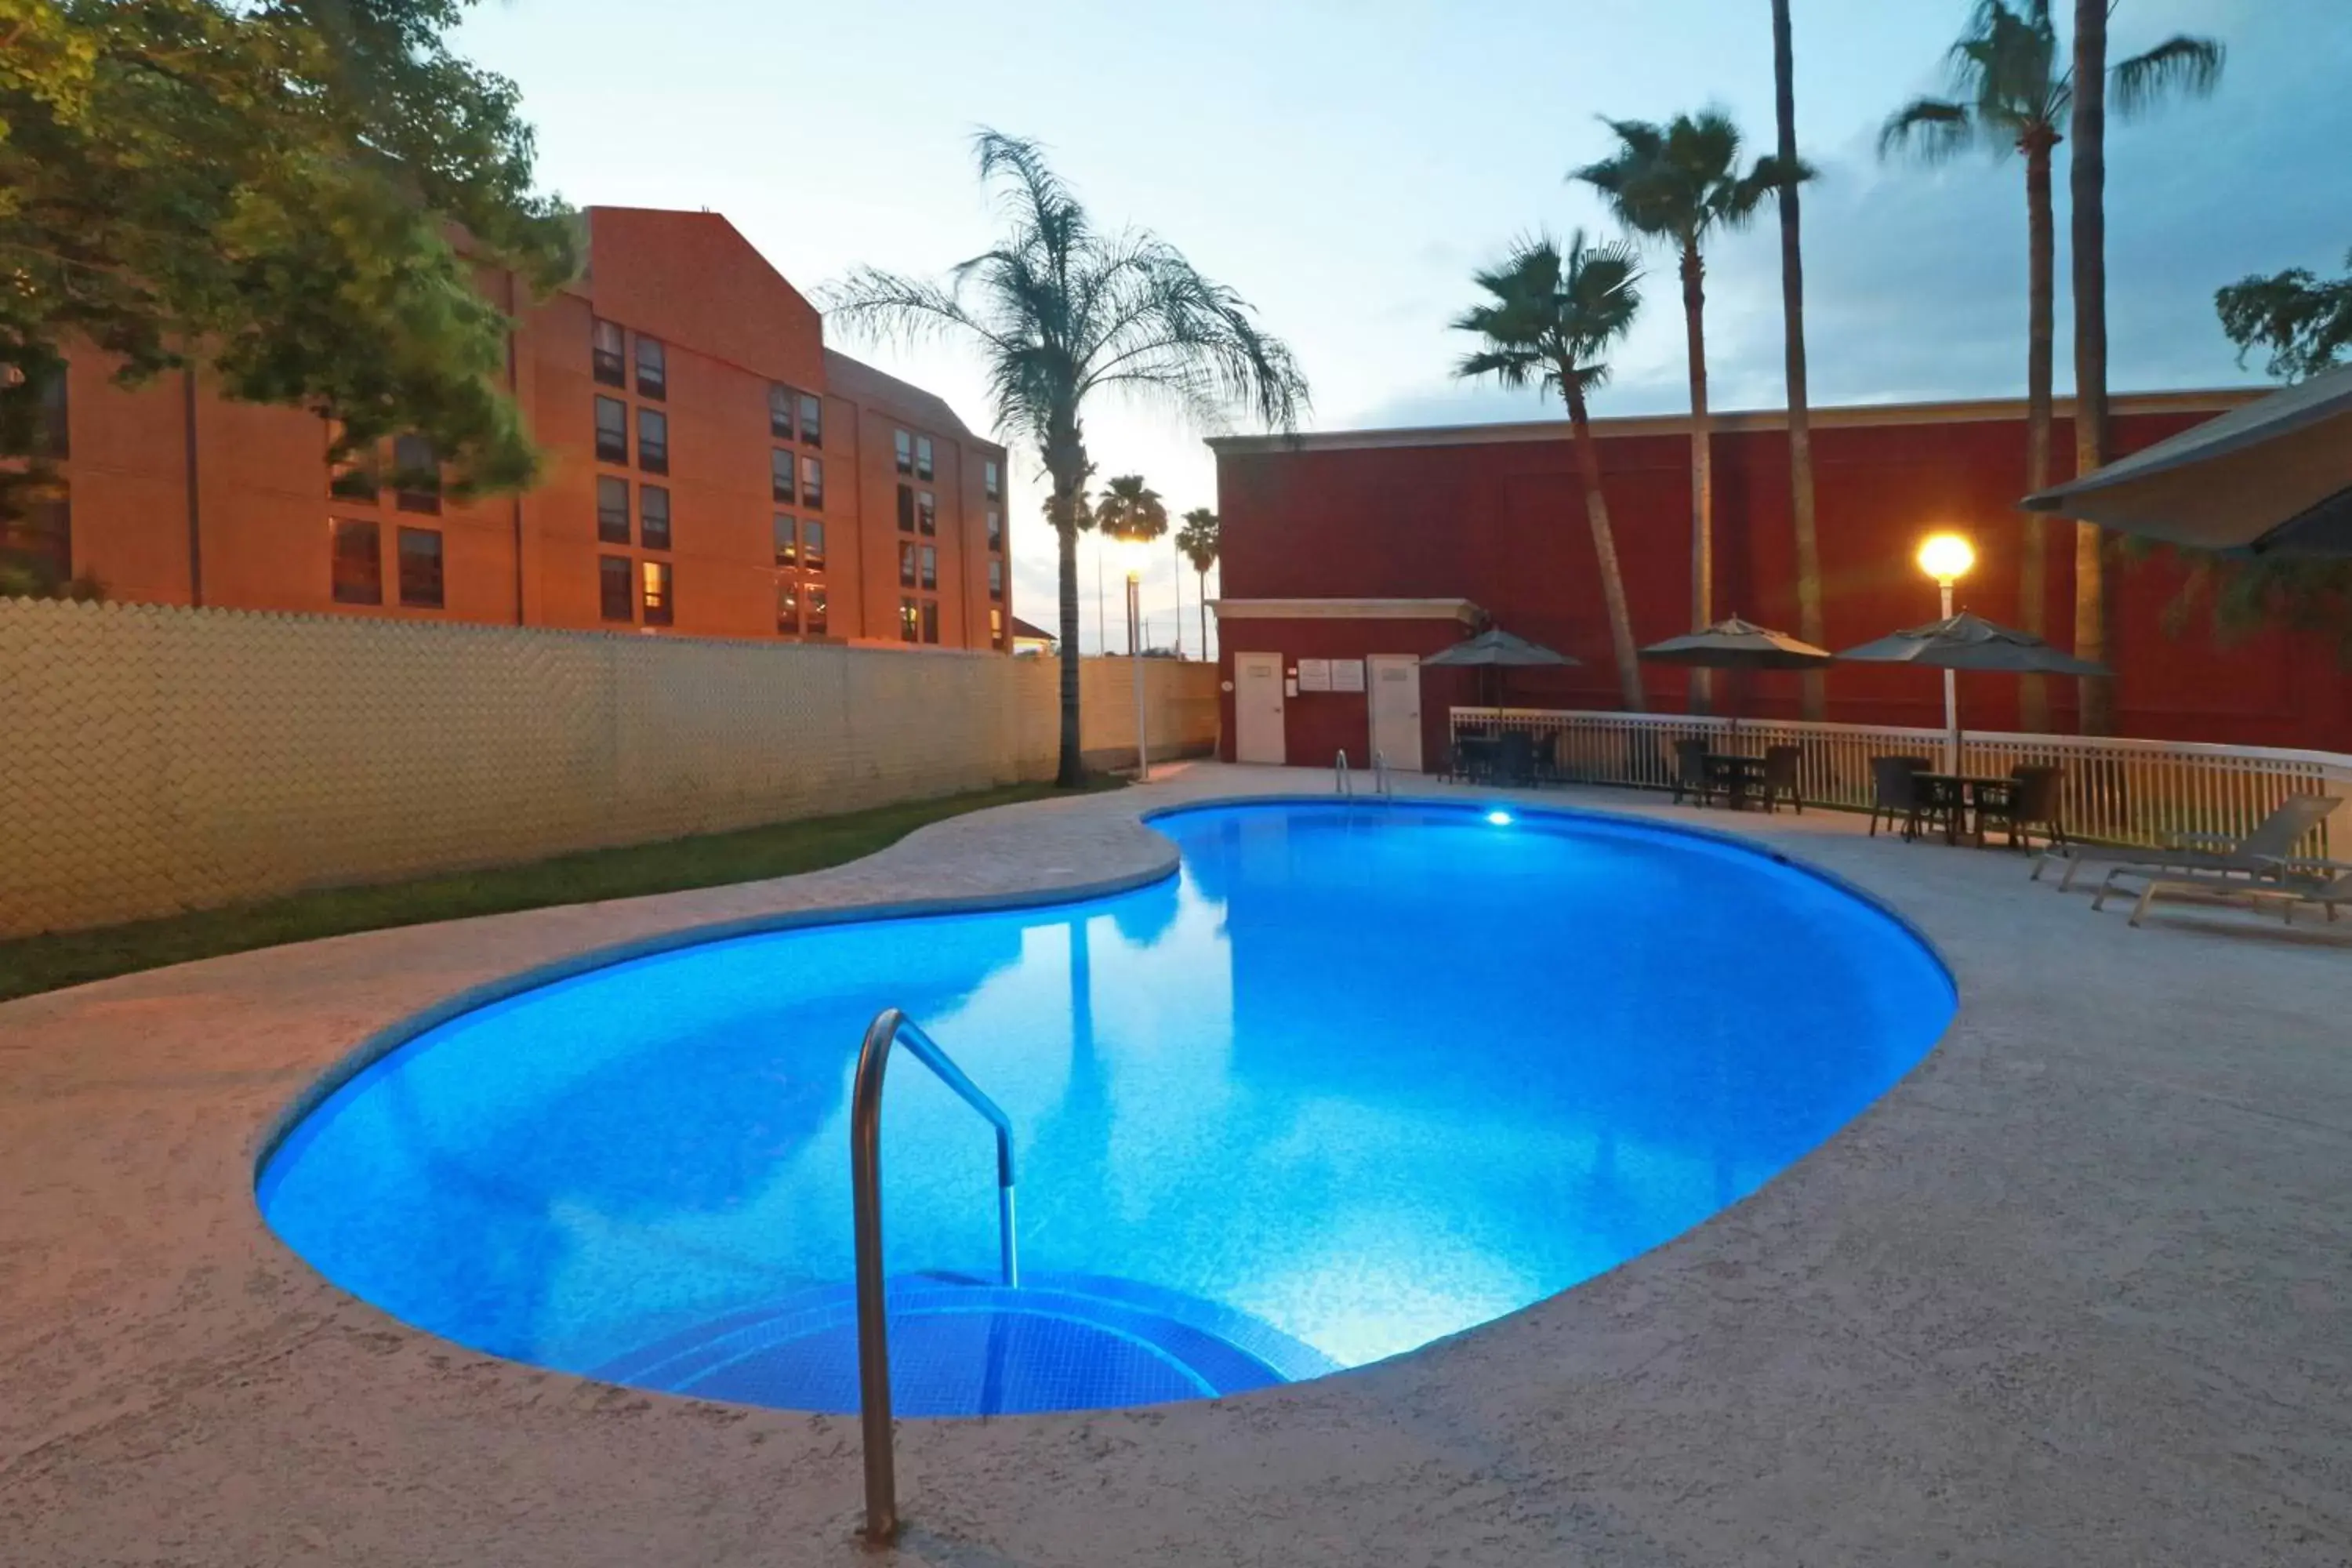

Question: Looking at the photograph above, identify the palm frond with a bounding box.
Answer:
[1878,99,1979,163]
[1451,229,1641,410]
[2111,34,2225,119]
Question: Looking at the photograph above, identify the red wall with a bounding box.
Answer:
[1214,404,2352,754]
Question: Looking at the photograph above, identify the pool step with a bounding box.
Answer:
[595,1271,1338,1417]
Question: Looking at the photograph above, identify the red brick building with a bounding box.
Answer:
[14,207,1013,651]
[1206,390,2352,771]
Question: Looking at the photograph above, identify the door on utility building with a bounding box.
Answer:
[1233,652,1286,765]
[1367,654,1422,772]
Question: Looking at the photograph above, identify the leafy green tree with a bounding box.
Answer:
[1177,507,1219,661]
[2218,251,2352,383]
[1882,0,2221,730]
[0,0,576,545]
[1451,231,1646,710]
[828,132,1306,786]
[1572,112,1799,713]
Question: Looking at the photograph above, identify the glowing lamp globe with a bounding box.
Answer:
[1916,532,1976,585]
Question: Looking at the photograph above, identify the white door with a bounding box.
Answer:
[1367,655,1423,773]
[1233,652,1287,765]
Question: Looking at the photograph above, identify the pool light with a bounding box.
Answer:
[1486,810,1513,826]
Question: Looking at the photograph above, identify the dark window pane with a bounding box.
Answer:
[920,599,939,644]
[597,476,631,543]
[0,492,72,590]
[900,597,919,643]
[914,435,934,481]
[804,520,826,572]
[592,319,626,387]
[768,384,794,441]
[397,527,444,608]
[37,368,68,459]
[639,485,671,550]
[641,559,673,626]
[772,514,797,568]
[800,455,822,508]
[637,408,668,474]
[777,577,798,635]
[807,586,829,636]
[917,490,935,535]
[331,517,382,604]
[984,459,1000,500]
[392,434,440,514]
[634,336,666,399]
[920,545,936,590]
[987,509,1004,552]
[899,541,917,589]
[896,484,914,533]
[894,430,913,475]
[771,448,794,503]
[330,441,379,501]
[595,396,628,463]
[989,558,1004,601]
[599,555,633,622]
[800,394,822,447]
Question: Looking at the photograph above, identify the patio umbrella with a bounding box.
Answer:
[1421,626,1580,708]
[1837,611,2108,771]
[2020,365,2352,555]
[1639,616,1832,671]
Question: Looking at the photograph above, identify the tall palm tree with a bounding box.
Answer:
[828,131,1306,786]
[1177,508,1220,662]
[1451,231,1648,711]
[1772,0,1828,723]
[1882,1,2221,731]
[1573,113,1798,714]
[2071,0,2111,734]
[1094,474,1168,654]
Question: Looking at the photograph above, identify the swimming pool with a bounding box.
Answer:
[259,800,1954,1416]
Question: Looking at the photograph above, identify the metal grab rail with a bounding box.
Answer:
[851,1007,1018,1543]
[1373,749,1393,800]
[1334,749,1352,797]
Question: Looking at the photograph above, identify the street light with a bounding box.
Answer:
[1917,532,1975,770]
[1116,533,1153,782]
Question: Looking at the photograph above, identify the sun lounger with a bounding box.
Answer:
[2031,793,2342,891]
[2107,858,2352,928]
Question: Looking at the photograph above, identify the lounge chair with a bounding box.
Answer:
[2111,858,2352,928]
[2033,793,2342,891]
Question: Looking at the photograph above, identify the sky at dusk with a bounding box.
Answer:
[456,0,2350,654]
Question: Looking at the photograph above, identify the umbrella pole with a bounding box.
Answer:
[1940,583,1961,772]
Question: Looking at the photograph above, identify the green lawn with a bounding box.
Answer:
[0,779,1117,1004]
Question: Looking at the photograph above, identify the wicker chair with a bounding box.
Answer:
[1867,755,1932,839]
[1984,764,2066,850]
[1671,737,1715,808]
[1762,745,1803,814]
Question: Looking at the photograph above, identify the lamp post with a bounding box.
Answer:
[1917,532,1976,771]
[1117,535,1151,782]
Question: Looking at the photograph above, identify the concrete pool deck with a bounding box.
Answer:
[3,761,2349,1566]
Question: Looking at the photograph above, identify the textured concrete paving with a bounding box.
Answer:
[4,763,2350,1566]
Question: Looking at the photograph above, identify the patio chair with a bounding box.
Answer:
[1979,764,2066,850]
[1867,755,1931,839]
[2033,793,2343,891]
[2107,858,2352,928]
[1497,729,1535,786]
[1761,745,1803,815]
[1670,737,1715,808]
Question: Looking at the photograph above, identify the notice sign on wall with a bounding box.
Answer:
[1329,659,1366,693]
[1295,659,1331,692]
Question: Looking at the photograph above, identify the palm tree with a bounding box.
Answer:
[2071,0,2111,734]
[1772,0,1828,723]
[1094,474,1168,655]
[1177,508,1220,661]
[827,132,1306,786]
[1572,113,1798,714]
[1451,232,1647,711]
[1882,2,2222,731]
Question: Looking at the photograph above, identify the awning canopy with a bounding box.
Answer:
[2020,366,2352,556]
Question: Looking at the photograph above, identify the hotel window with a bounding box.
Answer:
[591,318,626,387]
[329,442,379,502]
[920,599,940,644]
[392,434,441,514]
[330,517,381,604]
[896,484,915,533]
[800,454,822,509]
[920,545,937,590]
[637,408,669,474]
[2,493,71,586]
[397,526,444,609]
[799,393,822,447]
[768,384,795,441]
[34,367,68,458]
[777,577,799,636]
[894,429,913,475]
[988,558,1004,601]
[804,519,826,572]
[598,555,633,622]
[634,336,666,400]
[984,459,1000,500]
[990,608,1004,650]
[639,485,671,551]
[899,540,918,589]
[986,509,1004,552]
[916,490,935,535]
[914,435,934,481]
[595,396,628,463]
[772,514,797,568]
[641,559,673,626]
[597,476,631,544]
[771,448,795,503]
[899,597,920,643]
[806,586,829,636]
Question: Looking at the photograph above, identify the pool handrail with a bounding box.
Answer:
[850,1006,1019,1542]
[1335,749,1352,797]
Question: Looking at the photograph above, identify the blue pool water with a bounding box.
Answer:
[259,801,1954,1415]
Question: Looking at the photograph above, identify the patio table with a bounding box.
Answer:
[1706,753,1768,811]
[1914,772,2018,846]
